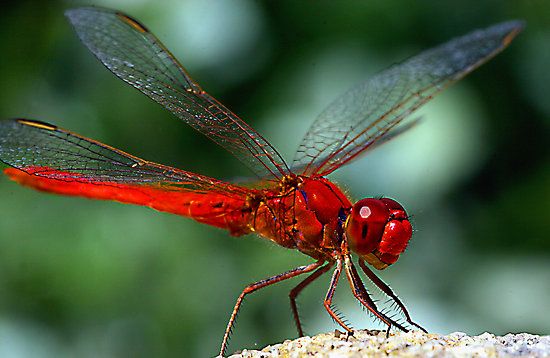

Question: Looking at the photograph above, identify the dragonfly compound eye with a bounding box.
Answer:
[346,198,412,269]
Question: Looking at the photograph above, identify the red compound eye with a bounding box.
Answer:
[346,198,412,269]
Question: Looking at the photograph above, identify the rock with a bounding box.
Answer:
[228,330,550,357]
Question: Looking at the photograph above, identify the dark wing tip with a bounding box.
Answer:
[15,119,58,131]
[0,118,57,131]
[115,12,150,33]
[65,7,149,33]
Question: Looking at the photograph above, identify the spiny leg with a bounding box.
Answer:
[346,256,409,332]
[289,262,333,337]
[343,255,409,334]
[323,258,353,333]
[220,260,324,357]
[359,259,427,333]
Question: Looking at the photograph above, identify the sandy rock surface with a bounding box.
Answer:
[227,330,549,357]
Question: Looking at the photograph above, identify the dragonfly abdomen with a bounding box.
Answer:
[4,167,251,235]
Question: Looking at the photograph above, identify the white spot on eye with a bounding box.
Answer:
[359,206,371,219]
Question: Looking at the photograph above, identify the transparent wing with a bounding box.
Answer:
[65,7,290,179]
[0,119,251,198]
[292,20,524,177]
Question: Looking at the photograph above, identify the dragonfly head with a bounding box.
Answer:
[345,198,412,270]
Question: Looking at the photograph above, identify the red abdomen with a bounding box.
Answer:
[4,167,252,236]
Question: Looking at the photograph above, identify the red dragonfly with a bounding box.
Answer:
[0,7,522,356]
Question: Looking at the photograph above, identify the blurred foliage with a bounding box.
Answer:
[0,0,548,357]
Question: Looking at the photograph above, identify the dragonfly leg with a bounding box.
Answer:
[323,258,353,333]
[289,262,333,337]
[359,259,427,333]
[220,260,324,357]
[343,255,409,333]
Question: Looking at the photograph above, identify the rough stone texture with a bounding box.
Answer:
[228,330,550,357]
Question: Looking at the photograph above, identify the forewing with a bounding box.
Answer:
[292,20,524,176]
[65,7,289,179]
[0,119,250,199]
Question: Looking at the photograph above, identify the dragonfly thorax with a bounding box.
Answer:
[345,198,412,270]
[281,177,352,259]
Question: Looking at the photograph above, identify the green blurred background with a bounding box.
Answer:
[0,0,549,357]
